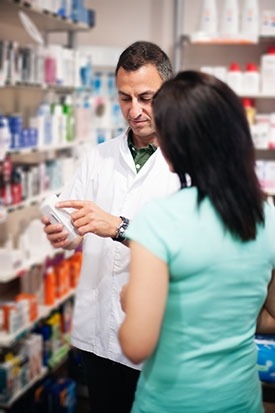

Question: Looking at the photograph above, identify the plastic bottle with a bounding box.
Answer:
[80,55,93,88]
[261,47,275,95]
[226,62,243,94]
[198,0,218,35]
[36,99,52,146]
[51,101,66,146]
[62,95,75,142]
[242,98,256,125]
[269,113,275,149]
[220,0,240,36]
[242,62,260,95]
[0,115,11,161]
[44,49,56,85]
[241,0,259,36]
[1,154,12,206]
[11,167,22,205]
[44,267,56,306]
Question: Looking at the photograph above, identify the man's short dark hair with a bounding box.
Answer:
[115,41,173,81]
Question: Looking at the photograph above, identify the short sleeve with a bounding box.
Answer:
[264,202,275,268]
[126,200,170,263]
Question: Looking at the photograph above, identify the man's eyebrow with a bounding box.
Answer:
[118,91,130,97]
[118,90,155,97]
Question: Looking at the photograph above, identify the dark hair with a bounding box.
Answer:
[115,41,173,81]
[153,70,265,241]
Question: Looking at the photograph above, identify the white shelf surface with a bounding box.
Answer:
[240,94,275,99]
[188,32,259,44]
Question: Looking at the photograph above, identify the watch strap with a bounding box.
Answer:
[112,216,129,242]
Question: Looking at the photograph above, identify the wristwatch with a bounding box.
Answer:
[112,216,129,242]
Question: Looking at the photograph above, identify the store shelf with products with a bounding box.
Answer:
[1,0,94,37]
[179,0,275,201]
[0,247,81,406]
[0,288,76,348]
[0,366,48,409]
[0,2,91,406]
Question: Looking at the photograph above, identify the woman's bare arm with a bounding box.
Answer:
[119,240,169,364]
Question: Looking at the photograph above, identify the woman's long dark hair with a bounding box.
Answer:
[153,70,265,241]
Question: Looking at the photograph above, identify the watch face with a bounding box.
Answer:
[116,216,129,241]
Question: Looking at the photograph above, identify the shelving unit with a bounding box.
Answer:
[0,0,93,44]
[178,0,275,198]
[0,367,48,409]
[0,288,75,348]
[0,1,92,408]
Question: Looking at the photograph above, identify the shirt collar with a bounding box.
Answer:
[127,129,157,156]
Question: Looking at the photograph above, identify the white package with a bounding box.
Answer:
[40,193,78,242]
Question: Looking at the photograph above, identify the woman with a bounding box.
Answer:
[119,71,275,413]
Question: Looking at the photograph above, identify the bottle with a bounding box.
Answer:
[36,99,52,146]
[269,113,275,149]
[44,48,56,85]
[242,62,260,95]
[226,62,243,95]
[242,98,256,126]
[241,0,259,36]
[44,267,56,306]
[62,95,75,142]
[220,0,240,37]
[261,47,275,95]
[51,100,66,146]
[198,0,218,35]
[0,115,11,161]
[11,166,22,205]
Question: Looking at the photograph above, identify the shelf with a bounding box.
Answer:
[39,289,76,321]
[0,289,75,347]
[5,188,63,216]
[240,94,275,99]
[1,0,93,33]
[0,366,48,408]
[182,32,275,46]
[255,149,275,160]
[186,33,259,45]
[9,141,77,157]
[0,83,77,92]
[0,252,51,284]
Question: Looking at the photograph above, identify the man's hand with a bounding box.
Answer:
[56,200,121,238]
[41,215,81,250]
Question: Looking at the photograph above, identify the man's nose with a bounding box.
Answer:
[129,100,142,119]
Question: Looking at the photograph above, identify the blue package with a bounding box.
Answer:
[255,335,275,383]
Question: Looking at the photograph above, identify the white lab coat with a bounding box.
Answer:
[59,129,180,369]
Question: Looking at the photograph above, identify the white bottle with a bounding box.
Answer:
[226,62,243,95]
[36,100,52,146]
[261,47,275,95]
[198,0,218,35]
[0,116,11,161]
[269,113,275,149]
[242,63,260,95]
[241,0,259,36]
[220,0,240,37]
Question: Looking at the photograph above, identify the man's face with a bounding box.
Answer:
[116,64,163,146]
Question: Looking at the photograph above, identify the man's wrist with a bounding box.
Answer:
[112,216,129,242]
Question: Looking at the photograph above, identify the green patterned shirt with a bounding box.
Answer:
[128,130,157,173]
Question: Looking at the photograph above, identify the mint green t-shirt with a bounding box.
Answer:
[126,187,275,413]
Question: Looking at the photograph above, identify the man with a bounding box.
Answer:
[41,41,180,412]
